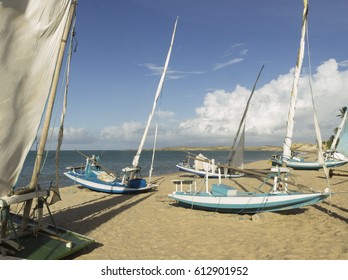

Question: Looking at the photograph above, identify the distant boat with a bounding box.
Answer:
[270,0,348,171]
[168,0,331,214]
[64,17,178,194]
[0,0,93,259]
[271,109,348,170]
[176,65,265,178]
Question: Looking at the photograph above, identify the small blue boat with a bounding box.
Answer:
[64,18,179,194]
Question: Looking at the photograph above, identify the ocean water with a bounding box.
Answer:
[17,149,276,188]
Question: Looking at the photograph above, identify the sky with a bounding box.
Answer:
[47,0,348,150]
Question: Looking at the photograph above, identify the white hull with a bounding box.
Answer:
[168,190,329,213]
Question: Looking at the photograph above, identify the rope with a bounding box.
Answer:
[305,14,332,193]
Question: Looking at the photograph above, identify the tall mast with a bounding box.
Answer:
[29,1,77,190]
[131,17,178,168]
[282,0,308,161]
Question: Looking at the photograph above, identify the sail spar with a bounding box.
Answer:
[0,0,72,197]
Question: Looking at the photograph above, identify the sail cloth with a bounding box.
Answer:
[227,65,264,169]
[336,115,348,156]
[0,0,71,197]
[282,0,308,160]
[331,110,348,151]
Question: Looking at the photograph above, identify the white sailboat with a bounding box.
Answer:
[0,0,93,259]
[64,17,179,194]
[168,0,331,214]
[270,0,348,170]
[176,65,265,178]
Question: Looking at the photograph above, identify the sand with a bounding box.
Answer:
[44,158,348,260]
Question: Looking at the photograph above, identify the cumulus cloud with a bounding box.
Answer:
[179,59,348,146]
[58,59,348,149]
[100,121,143,141]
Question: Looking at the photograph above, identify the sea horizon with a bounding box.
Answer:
[18,149,279,188]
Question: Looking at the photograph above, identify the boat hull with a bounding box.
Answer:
[286,159,348,170]
[168,191,329,214]
[176,164,244,178]
[64,171,154,194]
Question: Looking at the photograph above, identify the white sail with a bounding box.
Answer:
[227,65,264,168]
[282,0,308,161]
[0,0,72,197]
[336,113,348,156]
[131,17,178,168]
[330,109,348,151]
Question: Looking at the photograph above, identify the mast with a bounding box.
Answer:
[282,0,308,161]
[21,0,77,230]
[131,17,178,169]
[29,1,77,190]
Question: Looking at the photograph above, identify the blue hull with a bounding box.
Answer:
[64,170,153,194]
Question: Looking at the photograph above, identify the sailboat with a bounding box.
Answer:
[168,0,331,214]
[0,0,93,259]
[176,65,264,178]
[64,17,178,194]
[270,1,348,171]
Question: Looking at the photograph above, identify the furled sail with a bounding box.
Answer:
[331,109,348,151]
[131,17,178,168]
[282,0,308,161]
[227,65,264,169]
[336,113,348,156]
[0,0,72,197]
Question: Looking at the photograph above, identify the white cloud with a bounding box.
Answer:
[141,63,204,80]
[100,121,143,141]
[213,58,244,71]
[338,60,348,68]
[156,110,175,118]
[213,42,248,71]
[179,59,348,146]
[59,59,348,149]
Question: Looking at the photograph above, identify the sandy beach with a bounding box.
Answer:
[44,156,348,260]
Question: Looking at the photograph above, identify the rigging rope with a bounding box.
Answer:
[305,16,331,192]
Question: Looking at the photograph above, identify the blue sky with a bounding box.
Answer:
[48,0,348,150]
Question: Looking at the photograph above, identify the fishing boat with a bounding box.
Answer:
[0,0,93,259]
[168,0,331,214]
[168,167,330,213]
[64,17,179,194]
[270,0,348,171]
[176,65,265,178]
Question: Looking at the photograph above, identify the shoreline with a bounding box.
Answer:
[47,159,348,260]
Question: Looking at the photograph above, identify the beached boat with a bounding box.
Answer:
[270,0,348,171]
[64,17,178,194]
[168,0,331,214]
[0,0,93,259]
[176,65,264,178]
[168,167,330,213]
